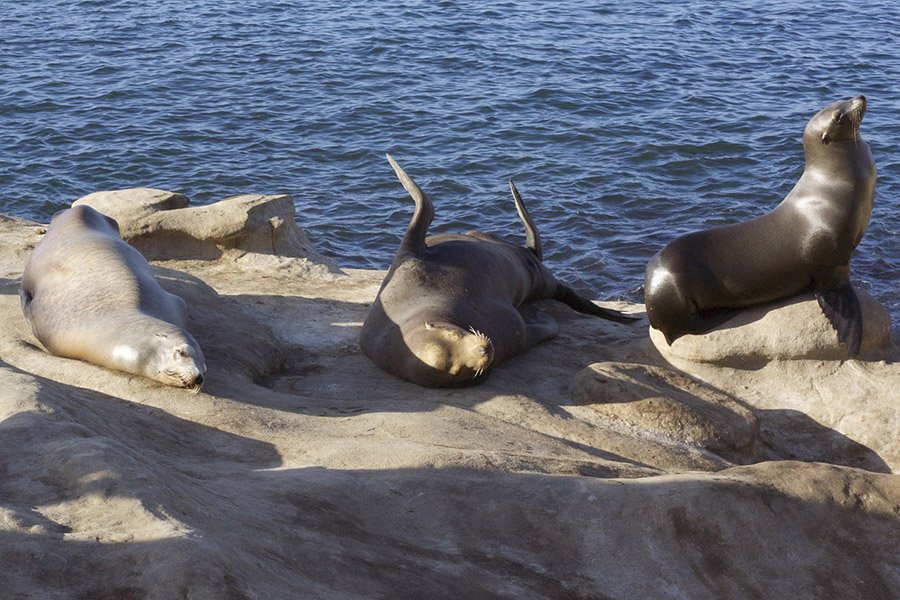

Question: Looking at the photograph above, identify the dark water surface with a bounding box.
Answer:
[1,1,897,309]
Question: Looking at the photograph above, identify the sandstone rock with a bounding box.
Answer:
[570,361,759,460]
[649,291,893,366]
[73,188,189,223]
[73,188,337,267]
[1,212,898,599]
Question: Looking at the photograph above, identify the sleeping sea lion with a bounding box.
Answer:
[360,155,637,387]
[20,205,206,389]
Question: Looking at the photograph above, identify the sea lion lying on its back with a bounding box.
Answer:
[20,205,206,390]
[360,155,638,388]
[644,96,875,357]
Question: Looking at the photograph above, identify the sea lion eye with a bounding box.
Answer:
[175,347,187,358]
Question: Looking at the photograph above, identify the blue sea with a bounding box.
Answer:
[1,0,897,310]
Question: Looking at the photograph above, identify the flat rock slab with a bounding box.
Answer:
[570,361,759,460]
[73,188,189,222]
[649,291,893,366]
[74,187,336,267]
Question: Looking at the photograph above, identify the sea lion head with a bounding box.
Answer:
[806,95,867,147]
[114,328,207,392]
[406,322,494,387]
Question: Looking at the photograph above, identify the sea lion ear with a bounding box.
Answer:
[821,131,831,145]
[424,322,435,330]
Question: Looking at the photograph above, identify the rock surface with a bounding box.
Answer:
[570,362,760,462]
[1,202,898,599]
[73,187,338,271]
[648,291,893,366]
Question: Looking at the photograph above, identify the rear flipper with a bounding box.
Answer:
[519,304,560,350]
[554,284,641,324]
[816,282,863,357]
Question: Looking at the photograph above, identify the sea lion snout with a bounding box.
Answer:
[404,324,494,386]
[850,95,867,122]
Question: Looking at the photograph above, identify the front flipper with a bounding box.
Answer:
[816,282,863,357]
[519,304,560,350]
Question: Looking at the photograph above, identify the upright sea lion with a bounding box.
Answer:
[20,205,206,389]
[644,96,876,356]
[360,155,637,388]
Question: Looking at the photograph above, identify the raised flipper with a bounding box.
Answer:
[816,282,863,357]
[519,303,560,349]
[508,180,542,260]
[386,154,435,257]
[554,284,641,324]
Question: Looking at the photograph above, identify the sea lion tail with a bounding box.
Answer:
[387,154,434,255]
[554,284,641,324]
[508,180,542,260]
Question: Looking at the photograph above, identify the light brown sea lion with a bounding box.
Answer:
[19,205,206,389]
[360,155,637,388]
[644,96,876,356]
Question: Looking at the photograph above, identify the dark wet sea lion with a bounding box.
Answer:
[20,205,206,389]
[360,155,637,388]
[644,96,875,356]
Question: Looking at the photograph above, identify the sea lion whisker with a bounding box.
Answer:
[468,326,491,343]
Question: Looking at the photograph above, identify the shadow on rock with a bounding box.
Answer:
[571,358,892,473]
[0,277,18,296]
[569,361,760,465]
[0,358,282,598]
[2,399,898,600]
[153,272,291,386]
[757,408,892,473]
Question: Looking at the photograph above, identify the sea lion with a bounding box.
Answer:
[19,205,206,389]
[644,95,875,356]
[360,155,638,388]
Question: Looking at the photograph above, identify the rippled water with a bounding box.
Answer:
[1,1,897,310]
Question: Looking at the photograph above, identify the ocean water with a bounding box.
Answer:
[1,0,897,310]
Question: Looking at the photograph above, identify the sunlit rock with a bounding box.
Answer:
[648,292,893,366]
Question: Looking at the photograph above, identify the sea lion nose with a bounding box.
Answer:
[194,373,204,386]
